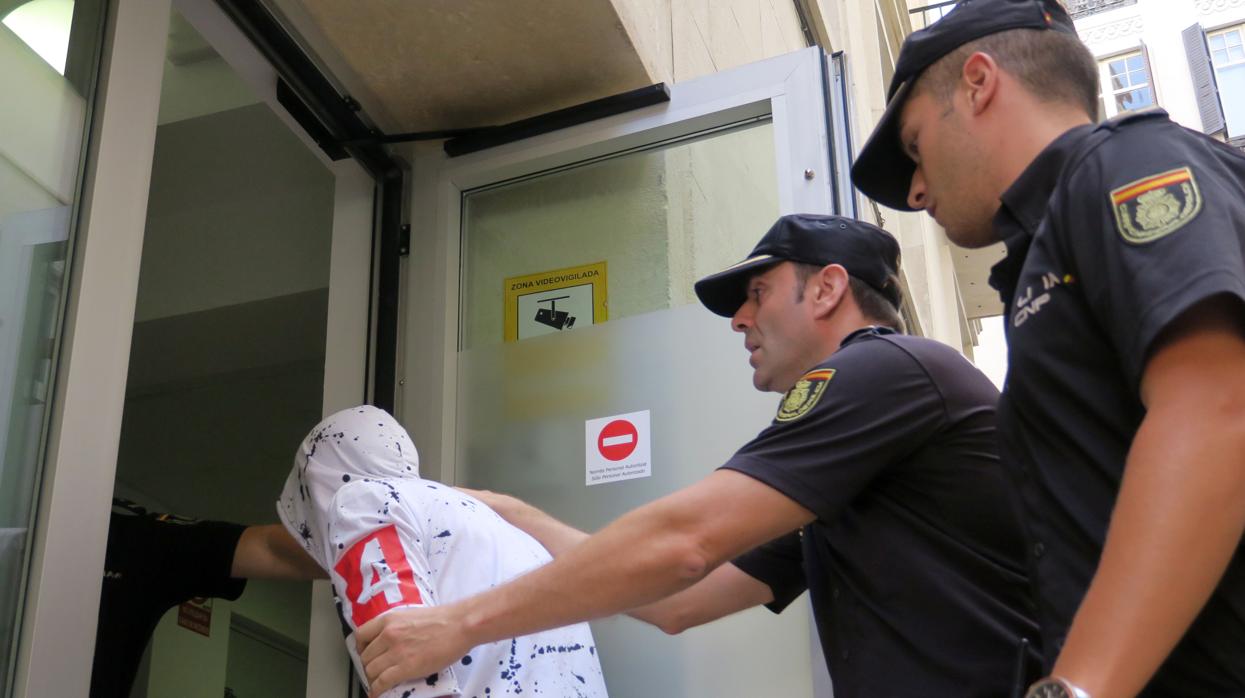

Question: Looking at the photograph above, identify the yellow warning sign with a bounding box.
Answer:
[504,261,608,342]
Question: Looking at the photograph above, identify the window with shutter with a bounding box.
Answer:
[1208,24,1245,139]
[1097,50,1155,118]
[1183,23,1227,136]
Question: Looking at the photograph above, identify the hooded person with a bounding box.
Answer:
[277,405,609,698]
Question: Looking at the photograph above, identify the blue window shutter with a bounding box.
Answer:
[1184,23,1227,135]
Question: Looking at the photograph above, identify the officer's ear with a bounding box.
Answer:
[960,51,1000,116]
[808,264,850,319]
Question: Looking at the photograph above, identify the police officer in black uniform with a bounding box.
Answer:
[93,499,324,698]
[356,214,1041,698]
[852,1,1245,696]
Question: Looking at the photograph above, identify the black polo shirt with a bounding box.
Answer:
[989,109,1245,695]
[91,506,246,698]
[723,328,1040,698]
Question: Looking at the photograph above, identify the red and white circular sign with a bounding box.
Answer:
[597,419,638,461]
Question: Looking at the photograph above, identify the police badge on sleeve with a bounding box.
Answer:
[1110,166,1202,244]
[776,368,835,422]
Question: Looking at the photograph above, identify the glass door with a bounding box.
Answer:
[10,0,375,694]
[1,0,106,693]
[112,1,375,696]
[404,48,841,697]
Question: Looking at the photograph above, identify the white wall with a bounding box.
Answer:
[612,0,808,84]
[0,24,84,215]
[145,580,312,698]
[134,103,333,322]
[1076,0,1245,132]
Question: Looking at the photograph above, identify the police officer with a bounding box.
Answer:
[94,499,324,698]
[353,214,1040,698]
[851,1,1245,696]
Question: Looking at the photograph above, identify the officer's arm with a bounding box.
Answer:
[1051,295,1245,698]
[356,469,814,696]
[462,487,775,634]
[458,487,589,557]
[232,524,327,580]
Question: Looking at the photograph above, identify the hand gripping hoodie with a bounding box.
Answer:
[278,405,608,698]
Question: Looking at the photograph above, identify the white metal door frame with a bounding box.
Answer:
[12,0,374,694]
[13,0,174,694]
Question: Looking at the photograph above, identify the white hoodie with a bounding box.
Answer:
[278,405,608,698]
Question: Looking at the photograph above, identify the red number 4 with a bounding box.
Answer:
[334,524,423,626]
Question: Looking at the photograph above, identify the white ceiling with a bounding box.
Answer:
[953,242,1006,319]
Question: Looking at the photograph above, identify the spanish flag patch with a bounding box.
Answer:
[776,369,835,423]
[1110,166,1202,244]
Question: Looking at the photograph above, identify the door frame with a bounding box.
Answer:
[401,47,836,488]
[12,0,376,694]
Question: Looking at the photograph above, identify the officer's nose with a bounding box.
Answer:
[732,301,754,333]
[907,167,927,211]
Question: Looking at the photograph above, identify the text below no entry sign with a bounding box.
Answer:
[586,410,650,486]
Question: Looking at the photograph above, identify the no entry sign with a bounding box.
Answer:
[597,419,638,461]
[585,410,651,486]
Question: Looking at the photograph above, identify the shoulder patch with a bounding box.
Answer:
[1110,166,1202,244]
[776,368,835,423]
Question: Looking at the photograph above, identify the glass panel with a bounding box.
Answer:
[0,0,104,688]
[1216,62,1245,137]
[459,119,778,350]
[1231,45,1245,63]
[1116,86,1154,111]
[104,10,332,696]
[1226,29,1242,48]
[1211,33,1227,53]
[1214,47,1230,66]
[1126,54,1144,73]
[456,304,816,698]
[456,119,816,697]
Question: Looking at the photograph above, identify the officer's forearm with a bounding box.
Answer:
[232,524,326,580]
[455,470,812,649]
[461,488,589,557]
[626,562,774,634]
[1052,320,1245,698]
[462,486,774,634]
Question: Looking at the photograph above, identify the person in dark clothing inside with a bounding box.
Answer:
[93,498,323,698]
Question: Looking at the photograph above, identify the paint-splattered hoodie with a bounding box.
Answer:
[277,405,608,698]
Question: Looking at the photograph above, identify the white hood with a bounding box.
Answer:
[276,405,420,568]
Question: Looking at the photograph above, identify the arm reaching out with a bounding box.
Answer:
[459,488,588,556]
[358,470,813,696]
[461,487,776,635]
[232,524,326,580]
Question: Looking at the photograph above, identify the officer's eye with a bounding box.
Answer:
[906,138,919,161]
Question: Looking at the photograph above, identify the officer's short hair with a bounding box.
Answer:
[913,28,1098,120]
[793,262,906,333]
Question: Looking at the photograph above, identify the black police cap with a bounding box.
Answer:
[694,214,902,318]
[851,0,1077,211]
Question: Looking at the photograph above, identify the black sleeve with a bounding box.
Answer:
[145,516,248,603]
[1063,127,1245,385]
[717,337,948,522]
[732,531,807,613]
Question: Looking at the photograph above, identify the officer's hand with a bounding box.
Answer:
[356,605,471,698]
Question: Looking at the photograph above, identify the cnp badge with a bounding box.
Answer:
[776,368,835,423]
[1110,166,1202,244]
